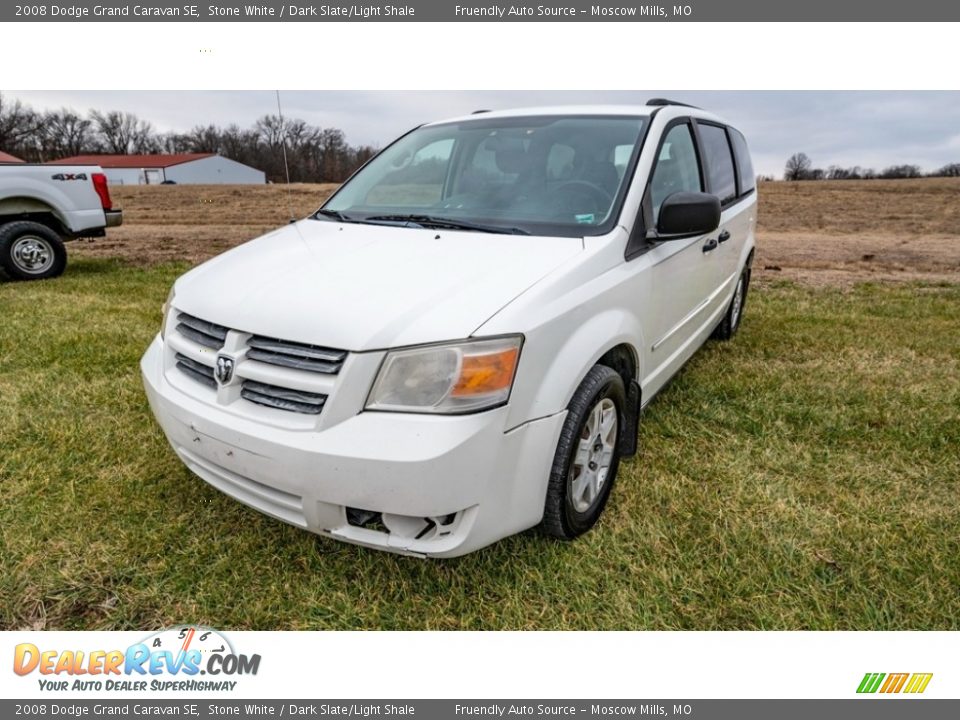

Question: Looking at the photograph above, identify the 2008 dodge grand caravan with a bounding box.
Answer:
[141,100,757,557]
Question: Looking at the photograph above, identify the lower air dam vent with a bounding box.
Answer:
[346,508,460,541]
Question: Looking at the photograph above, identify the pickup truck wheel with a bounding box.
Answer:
[541,364,625,540]
[0,221,67,281]
[712,266,751,341]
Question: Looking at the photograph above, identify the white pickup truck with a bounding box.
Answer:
[0,163,122,280]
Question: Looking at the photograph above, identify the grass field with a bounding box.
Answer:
[1,260,957,630]
[1,179,959,630]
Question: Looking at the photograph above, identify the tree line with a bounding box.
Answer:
[782,152,960,181]
[0,93,378,183]
[5,94,960,185]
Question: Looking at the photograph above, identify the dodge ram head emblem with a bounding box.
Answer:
[215,355,235,385]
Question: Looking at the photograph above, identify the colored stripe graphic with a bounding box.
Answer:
[880,673,909,693]
[904,673,933,694]
[857,673,885,693]
[857,672,932,694]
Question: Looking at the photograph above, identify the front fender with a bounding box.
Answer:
[505,308,644,430]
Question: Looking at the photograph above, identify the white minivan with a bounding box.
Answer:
[141,101,757,557]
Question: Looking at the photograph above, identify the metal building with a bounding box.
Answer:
[48,153,265,185]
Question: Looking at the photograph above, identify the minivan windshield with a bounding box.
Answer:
[317,115,648,237]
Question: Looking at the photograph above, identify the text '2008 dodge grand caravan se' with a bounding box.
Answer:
[141,100,757,557]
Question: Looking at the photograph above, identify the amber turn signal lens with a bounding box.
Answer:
[367,336,522,413]
[452,347,520,397]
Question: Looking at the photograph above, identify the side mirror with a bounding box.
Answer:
[655,191,721,239]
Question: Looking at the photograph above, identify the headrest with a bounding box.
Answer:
[484,134,527,174]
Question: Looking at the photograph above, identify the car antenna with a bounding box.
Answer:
[275,90,296,223]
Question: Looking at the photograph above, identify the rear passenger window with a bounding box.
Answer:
[698,124,737,204]
[650,123,702,223]
[729,129,756,194]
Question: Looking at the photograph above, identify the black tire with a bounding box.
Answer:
[542,364,626,540]
[712,264,751,341]
[0,221,67,281]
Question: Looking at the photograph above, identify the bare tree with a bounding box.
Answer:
[932,162,960,177]
[352,144,377,170]
[182,124,223,153]
[39,109,94,159]
[880,164,922,179]
[160,132,191,154]
[255,114,286,149]
[91,110,159,154]
[219,124,261,167]
[784,152,812,181]
[0,92,38,151]
[317,127,350,181]
[827,165,865,180]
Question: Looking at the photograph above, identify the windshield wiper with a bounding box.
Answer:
[314,208,355,223]
[361,214,530,235]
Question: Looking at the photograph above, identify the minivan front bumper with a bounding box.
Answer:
[141,335,564,557]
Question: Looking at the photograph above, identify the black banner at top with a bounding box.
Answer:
[4,0,960,22]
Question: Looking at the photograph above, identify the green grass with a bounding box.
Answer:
[1,258,958,630]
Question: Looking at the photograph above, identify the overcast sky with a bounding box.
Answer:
[7,90,960,176]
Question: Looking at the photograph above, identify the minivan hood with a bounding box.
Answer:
[173,219,583,351]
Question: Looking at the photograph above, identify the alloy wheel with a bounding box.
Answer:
[569,397,618,513]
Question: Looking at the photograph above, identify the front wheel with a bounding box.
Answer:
[541,364,625,540]
[0,221,68,281]
[712,264,751,341]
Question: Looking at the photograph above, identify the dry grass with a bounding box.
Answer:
[756,177,960,236]
[72,178,960,287]
[754,178,960,286]
[74,183,338,265]
[111,183,338,225]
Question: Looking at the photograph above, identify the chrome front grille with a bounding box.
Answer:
[247,336,347,374]
[241,380,327,415]
[175,312,228,350]
[170,310,345,417]
[175,353,216,389]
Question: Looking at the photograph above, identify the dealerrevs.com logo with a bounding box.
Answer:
[13,626,260,692]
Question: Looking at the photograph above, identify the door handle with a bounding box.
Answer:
[702,238,718,253]
[718,229,731,243]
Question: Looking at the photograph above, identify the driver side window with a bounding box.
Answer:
[650,124,702,223]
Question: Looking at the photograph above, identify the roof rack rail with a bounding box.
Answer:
[471,109,492,114]
[646,98,701,109]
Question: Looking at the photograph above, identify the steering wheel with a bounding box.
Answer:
[551,180,613,213]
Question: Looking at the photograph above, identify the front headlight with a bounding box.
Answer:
[366,336,523,414]
[160,286,176,340]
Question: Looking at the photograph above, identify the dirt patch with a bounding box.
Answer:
[73,183,337,266]
[108,183,339,226]
[73,178,960,286]
[754,232,960,287]
[752,177,960,286]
